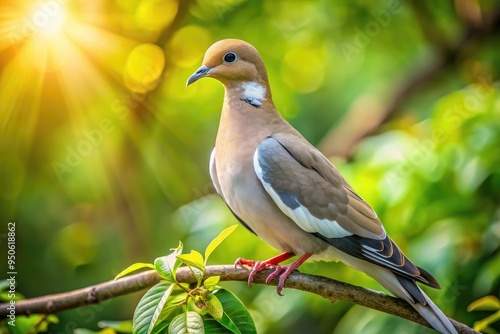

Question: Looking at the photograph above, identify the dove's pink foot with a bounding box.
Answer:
[234,252,294,287]
[235,252,312,295]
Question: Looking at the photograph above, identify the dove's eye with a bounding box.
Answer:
[223,52,237,63]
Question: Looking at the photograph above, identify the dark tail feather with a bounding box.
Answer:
[397,276,457,334]
[370,268,457,334]
[417,265,441,289]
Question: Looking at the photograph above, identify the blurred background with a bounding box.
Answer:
[1,0,500,333]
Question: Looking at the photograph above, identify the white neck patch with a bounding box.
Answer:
[242,82,266,107]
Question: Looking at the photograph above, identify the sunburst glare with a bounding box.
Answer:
[0,1,145,152]
[30,0,67,36]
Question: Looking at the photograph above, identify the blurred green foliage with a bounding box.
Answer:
[0,0,499,333]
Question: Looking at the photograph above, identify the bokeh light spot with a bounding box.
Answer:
[123,43,165,93]
[135,0,178,31]
[169,25,211,68]
[281,45,325,93]
[56,222,97,267]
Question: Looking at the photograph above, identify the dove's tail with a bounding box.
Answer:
[369,267,458,334]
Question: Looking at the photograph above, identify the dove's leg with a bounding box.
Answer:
[234,252,295,287]
[265,254,312,295]
[235,252,312,295]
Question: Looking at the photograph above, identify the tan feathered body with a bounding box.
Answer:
[188,39,458,334]
[213,87,328,255]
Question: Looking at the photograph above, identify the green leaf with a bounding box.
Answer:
[133,281,175,334]
[157,293,187,320]
[73,329,102,334]
[468,296,500,312]
[98,320,133,333]
[115,263,155,280]
[206,293,223,320]
[203,276,220,289]
[202,319,232,334]
[148,284,178,333]
[0,290,24,301]
[168,311,204,334]
[74,329,116,334]
[204,225,238,265]
[9,314,59,334]
[150,318,173,334]
[154,242,184,282]
[473,310,500,332]
[177,250,205,272]
[150,297,185,334]
[213,289,256,334]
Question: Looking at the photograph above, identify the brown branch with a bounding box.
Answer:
[0,265,477,333]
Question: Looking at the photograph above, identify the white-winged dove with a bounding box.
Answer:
[187,39,458,334]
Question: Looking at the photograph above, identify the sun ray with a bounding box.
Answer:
[0,0,148,157]
[65,21,138,77]
[0,38,47,152]
[0,0,186,223]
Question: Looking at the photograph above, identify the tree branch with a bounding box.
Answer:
[0,265,477,333]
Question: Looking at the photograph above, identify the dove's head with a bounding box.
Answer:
[186,39,269,89]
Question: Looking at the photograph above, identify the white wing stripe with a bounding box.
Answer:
[362,245,380,252]
[254,147,352,239]
[362,251,411,278]
[209,148,221,195]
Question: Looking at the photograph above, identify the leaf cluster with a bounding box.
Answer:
[115,225,256,334]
